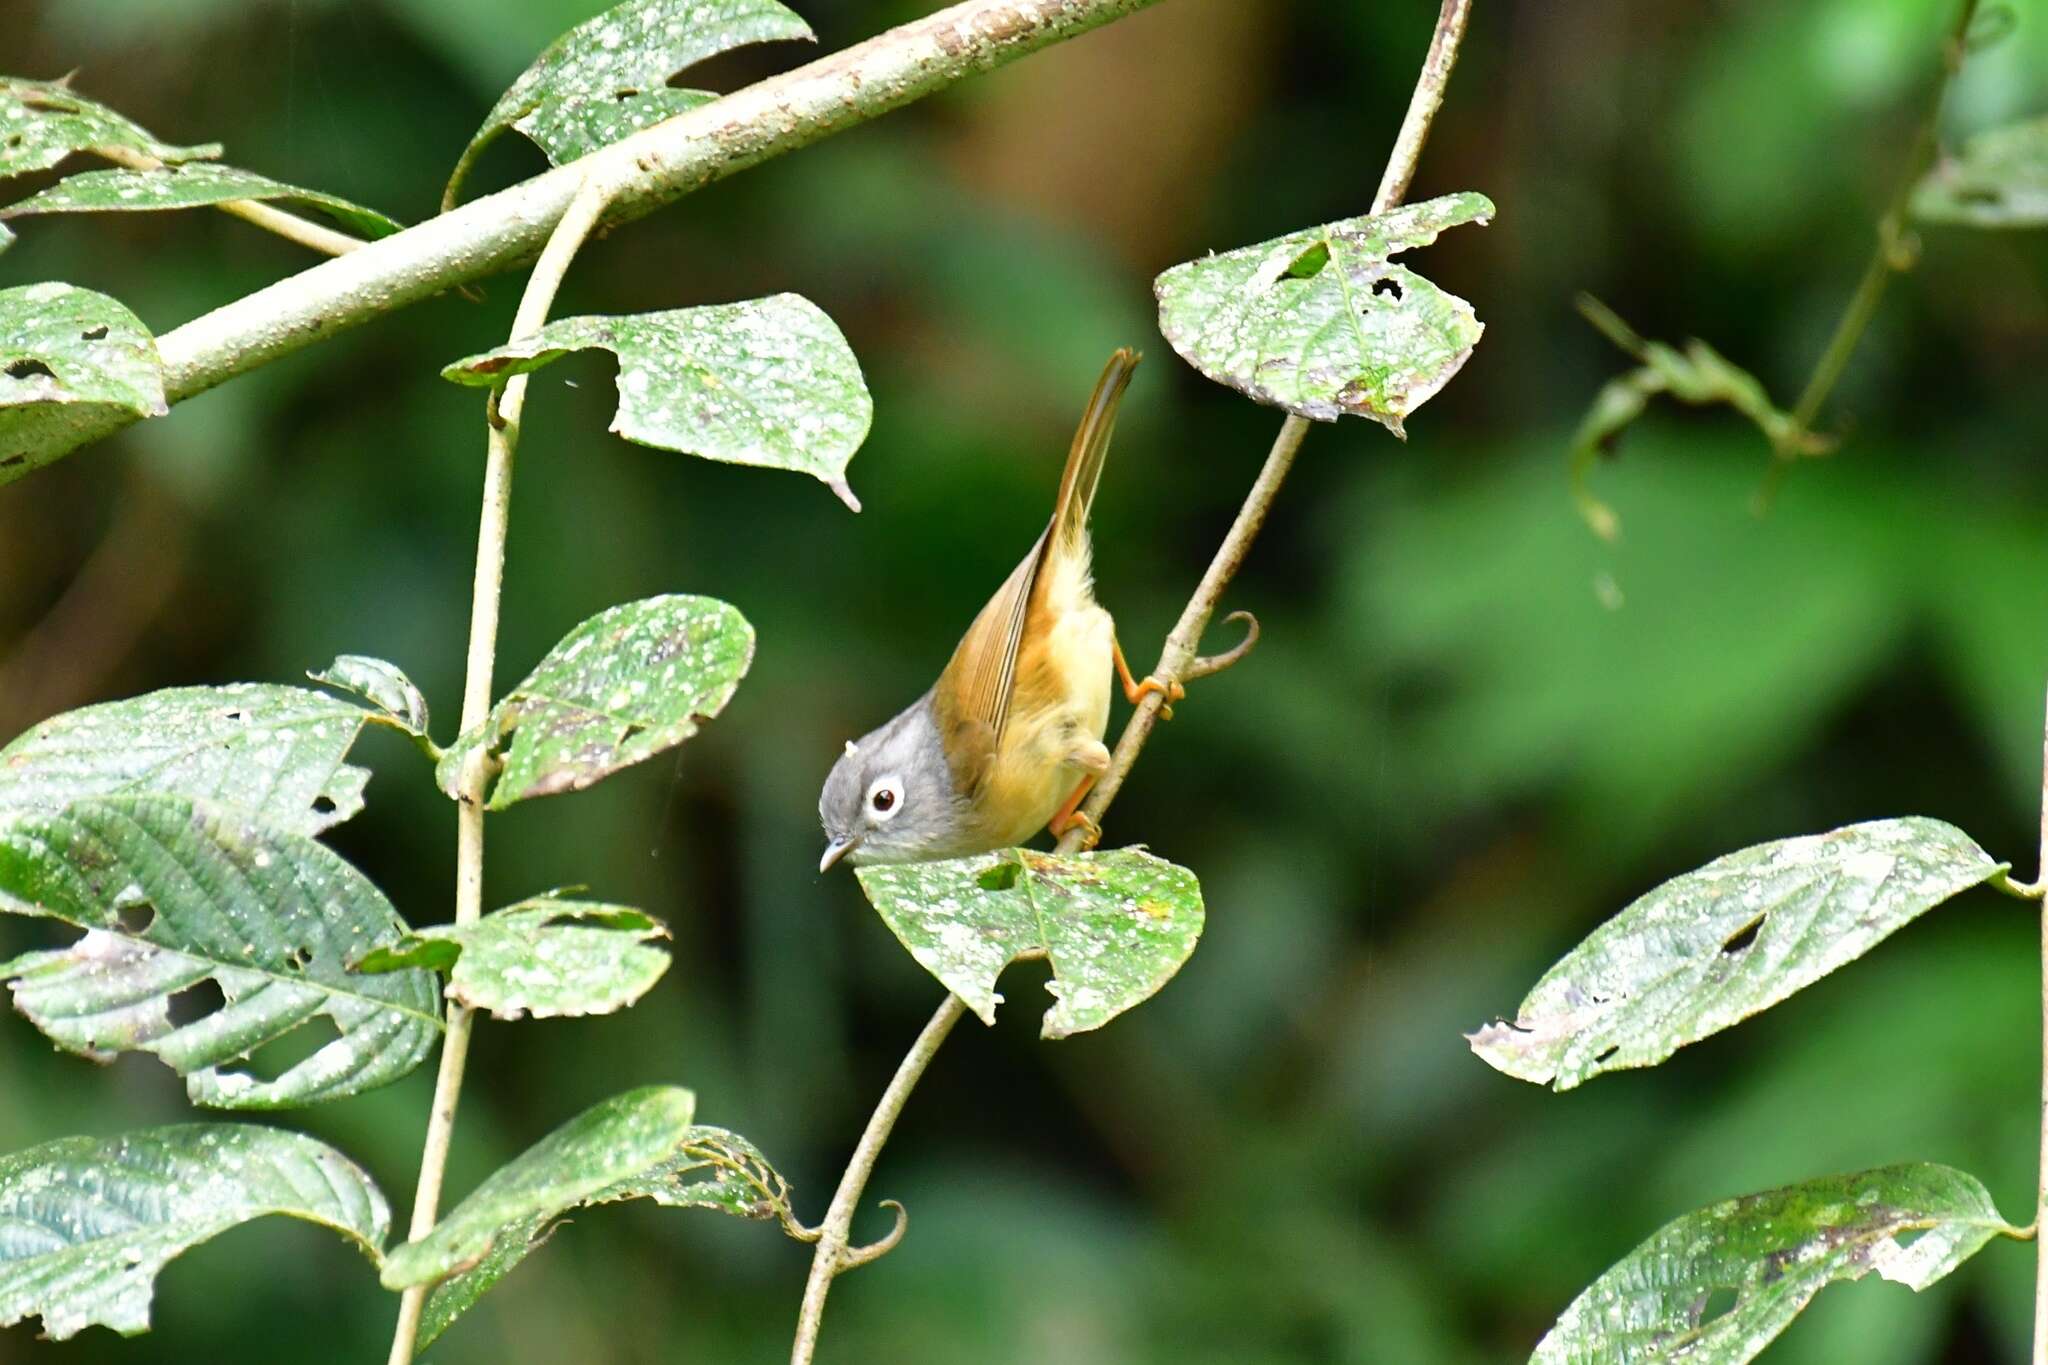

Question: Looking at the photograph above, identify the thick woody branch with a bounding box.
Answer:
[19,0,1165,482]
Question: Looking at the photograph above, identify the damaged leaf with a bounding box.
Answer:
[0,1124,388,1341]
[1469,818,2005,1090]
[0,282,165,487]
[0,683,400,836]
[385,1085,791,1347]
[1912,114,2048,228]
[442,294,870,510]
[0,76,219,180]
[354,897,670,1020]
[435,595,753,809]
[309,655,431,739]
[444,0,813,206]
[1153,192,1493,435]
[855,847,1203,1039]
[1534,1163,2015,1363]
[416,1118,785,1348]
[2,164,402,240]
[0,795,440,1108]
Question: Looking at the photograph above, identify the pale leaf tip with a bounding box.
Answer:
[827,476,861,513]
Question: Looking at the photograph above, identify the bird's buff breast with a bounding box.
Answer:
[977,600,1113,848]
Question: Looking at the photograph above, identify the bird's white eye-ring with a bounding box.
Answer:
[867,775,903,821]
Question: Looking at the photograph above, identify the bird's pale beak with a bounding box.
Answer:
[819,835,858,873]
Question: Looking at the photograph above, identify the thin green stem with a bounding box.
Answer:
[1775,0,1979,459]
[785,1,1473,1360]
[383,172,614,1365]
[789,993,966,1365]
[1059,0,1471,852]
[2032,679,2048,1365]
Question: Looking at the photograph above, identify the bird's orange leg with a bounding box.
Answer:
[1114,637,1185,719]
[1049,774,1102,849]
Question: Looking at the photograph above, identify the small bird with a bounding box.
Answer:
[818,349,1180,871]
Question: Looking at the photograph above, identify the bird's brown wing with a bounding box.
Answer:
[934,530,1048,793]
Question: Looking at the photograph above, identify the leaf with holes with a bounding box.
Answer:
[1468,818,2006,1091]
[1913,114,2048,228]
[0,795,440,1108]
[1534,1163,2014,1363]
[2,165,402,240]
[0,1124,388,1340]
[435,595,753,809]
[0,76,219,180]
[444,0,813,206]
[856,848,1203,1039]
[0,282,165,487]
[383,1088,787,1307]
[1153,192,1493,435]
[415,1116,784,1348]
[309,656,431,739]
[0,683,403,836]
[355,897,669,1020]
[443,294,870,510]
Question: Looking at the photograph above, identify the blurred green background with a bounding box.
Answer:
[3,0,2047,1361]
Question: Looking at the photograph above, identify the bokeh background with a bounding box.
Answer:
[4,0,2048,1360]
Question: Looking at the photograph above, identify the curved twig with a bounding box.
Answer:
[839,1200,909,1270]
[1182,610,1261,682]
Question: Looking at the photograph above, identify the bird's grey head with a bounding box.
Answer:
[818,691,965,872]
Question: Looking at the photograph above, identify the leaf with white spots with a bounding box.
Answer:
[2,165,402,240]
[444,0,813,207]
[1154,192,1493,435]
[415,1118,785,1348]
[1913,114,2048,229]
[1534,1163,2015,1364]
[0,683,402,836]
[0,76,219,180]
[382,1086,791,1347]
[1469,818,2008,1090]
[0,795,441,1108]
[443,294,870,510]
[0,1124,389,1341]
[0,282,165,487]
[354,897,669,1020]
[856,848,1204,1039]
[435,595,754,809]
[308,655,431,740]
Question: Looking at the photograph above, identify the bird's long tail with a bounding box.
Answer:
[1050,348,1139,548]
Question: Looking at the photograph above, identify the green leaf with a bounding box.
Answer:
[0,282,165,487]
[1152,192,1493,435]
[445,0,813,206]
[0,795,441,1108]
[855,848,1204,1039]
[354,897,669,1020]
[417,1119,785,1349]
[442,294,871,510]
[384,1088,790,1340]
[1913,114,2048,228]
[308,655,431,738]
[0,1124,388,1341]
[1468,818,2006,1090]
[0,683,397,836]
[2,165,402,239]
[0,76,219,180]
[435,595,754,809]
[1534,1163,2015,1364]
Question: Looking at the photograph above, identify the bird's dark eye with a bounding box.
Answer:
[872,788,896,812]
